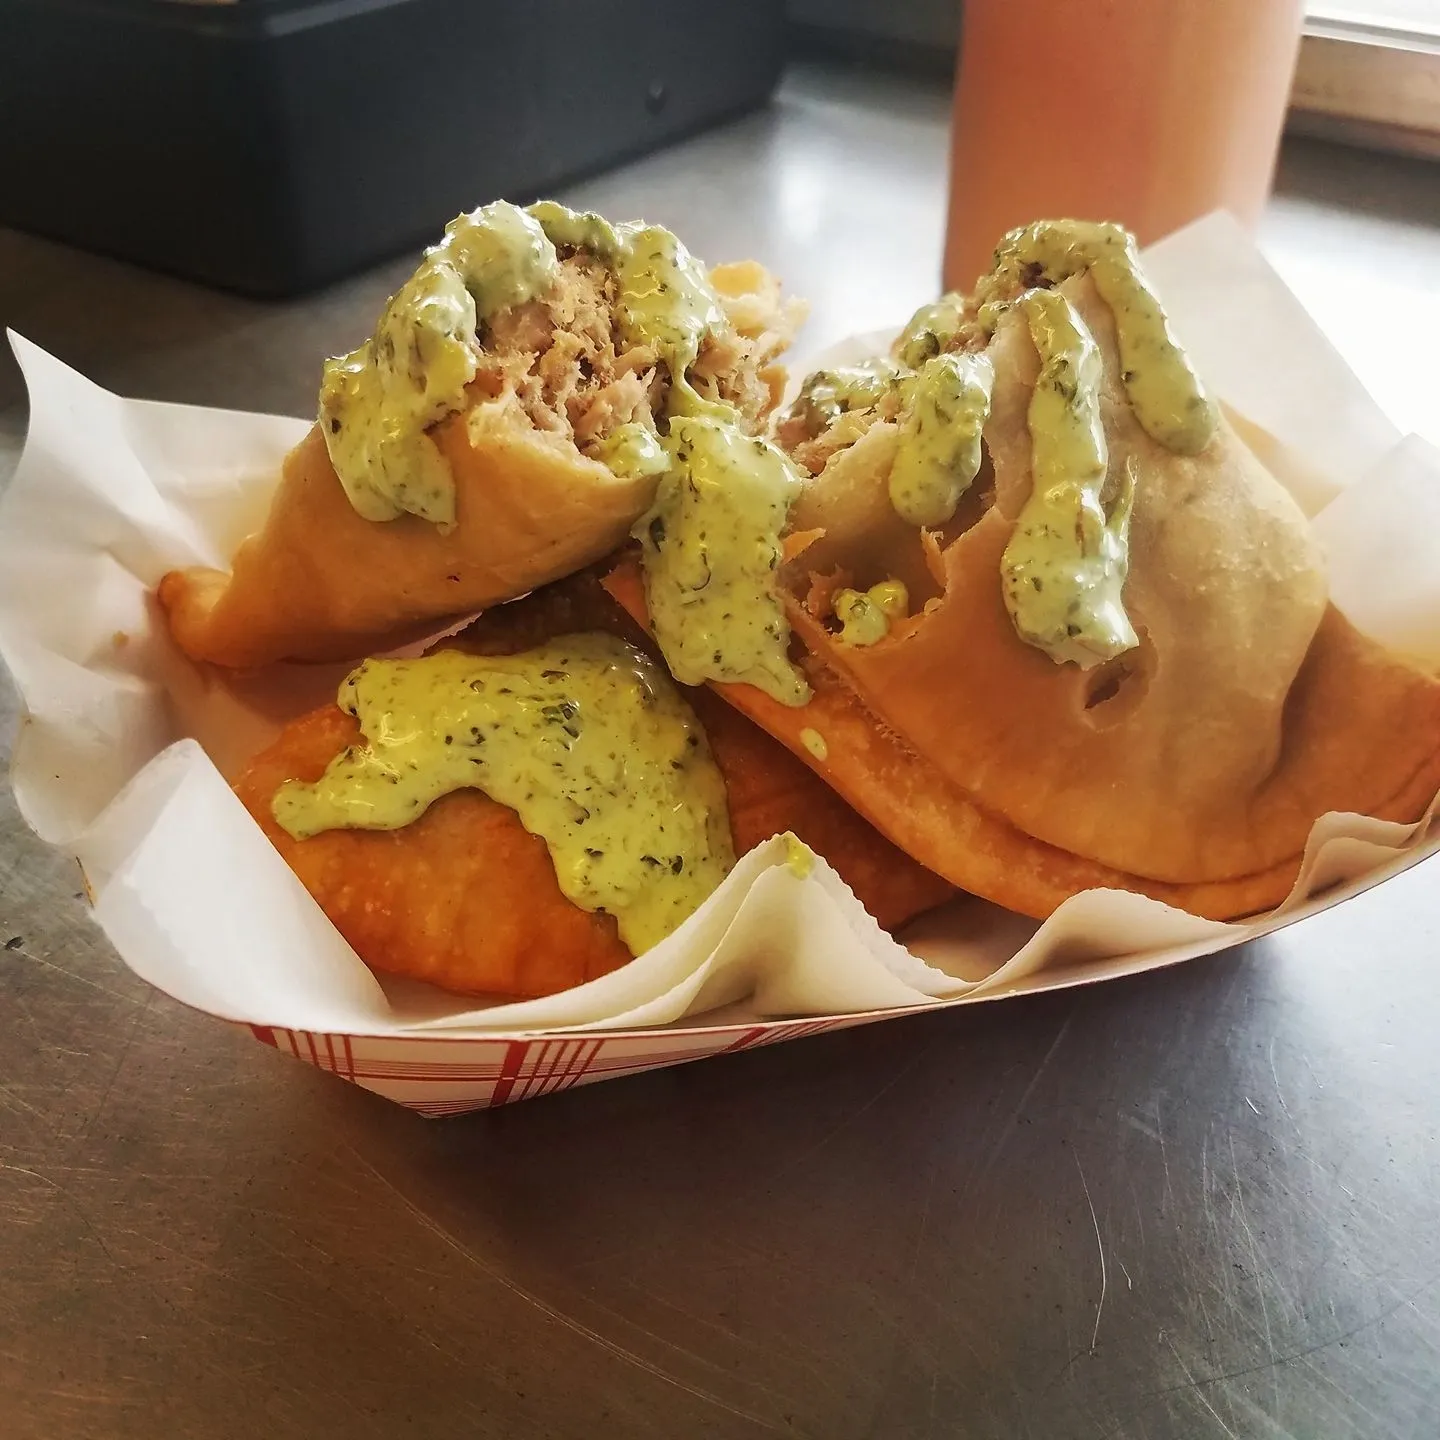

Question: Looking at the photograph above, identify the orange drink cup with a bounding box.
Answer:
[944,0,1307,291]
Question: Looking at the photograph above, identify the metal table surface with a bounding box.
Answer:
[3,63,1440,1440]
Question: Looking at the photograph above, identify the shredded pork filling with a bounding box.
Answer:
[781,387,907,477]
[776,290,998,475]
[474,250,779,459]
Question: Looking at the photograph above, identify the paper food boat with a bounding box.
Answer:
[2,215,1437,1117]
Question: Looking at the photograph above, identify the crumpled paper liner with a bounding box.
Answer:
[2,213,1438,1053]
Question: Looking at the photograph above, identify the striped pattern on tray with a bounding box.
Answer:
[246,1014,914,1116]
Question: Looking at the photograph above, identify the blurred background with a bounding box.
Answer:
[0,0,1436,440]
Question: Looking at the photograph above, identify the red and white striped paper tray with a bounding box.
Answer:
[240,819,1440,1118]
[246,1014,908,1117]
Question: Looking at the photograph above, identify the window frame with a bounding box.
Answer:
[1290,6,1440,158]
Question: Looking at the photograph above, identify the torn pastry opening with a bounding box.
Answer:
[480,250,796,457]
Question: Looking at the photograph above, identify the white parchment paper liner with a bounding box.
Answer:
[2,214,1437,1039]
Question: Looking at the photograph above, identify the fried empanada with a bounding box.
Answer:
[160,207,800,669]
[236,704,631,998]
[605,269,1440,922]
[233,580,952,998]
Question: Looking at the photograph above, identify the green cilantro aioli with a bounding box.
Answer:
[636,417,810,707]
[441,204,561,316]
[832,579,909,647]
[527,202,804,710]
[319,202,560,527]
[590,422,669,481]
[607,238,801,699]
[271,635,734,957]
[613,225,733,418]
[528,201,622,259]
[856,219,1209,668]
[800,728,828,761]
[1000,290,1138,668]
[980,219,1217,455]
[887,353,995,528]
[784,833,816,878]
[894,293,967,369]
[528,203,732,409]
[791,358,904,433]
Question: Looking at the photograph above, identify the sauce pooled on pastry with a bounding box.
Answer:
[800,727,829,761]
[887,353,995,528]
[832,580,909,647]
[894,294,967,369]
[636,418,811,706]
[792,358,904,435]
[977,220,1210,664]
[978,219,1217,456]
[614,227,734,418]
[590,422,670,481]
[1000,291,1138,666]
[272,634,735,956]
[530,205,812,701]
[525,201,624,259]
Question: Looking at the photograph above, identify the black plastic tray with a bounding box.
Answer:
[0,0,785,296]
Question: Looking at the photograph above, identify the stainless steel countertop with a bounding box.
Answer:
[4,62,1440,1440]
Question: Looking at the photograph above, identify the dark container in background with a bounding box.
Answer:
[0,0,786,297]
